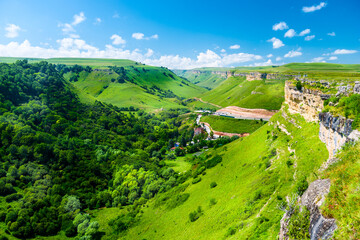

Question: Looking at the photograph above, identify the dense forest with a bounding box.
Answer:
[0,60,235,239]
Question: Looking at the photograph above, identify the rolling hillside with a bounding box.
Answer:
[173,70,227,90]
[70,66,206,111]
[200,76,285,110]
[0,57,207,111]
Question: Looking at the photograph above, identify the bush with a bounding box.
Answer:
[288,206,310,239]
[210,182,217,188]
[166,193,190,209]
[204,155,222,169]
[296,81,302,91]
[209,198,217,207]
[296,177,309,196]
[189,206,203,222]
[192,177,201,184]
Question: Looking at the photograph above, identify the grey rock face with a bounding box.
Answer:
[301,179,336,240]
[319,112,353,137]
[354,83,360,94]
[336,84,352,97]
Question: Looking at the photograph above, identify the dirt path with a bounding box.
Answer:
[200,122,250,138]
[215,106,277,121]
[193,97,222,108]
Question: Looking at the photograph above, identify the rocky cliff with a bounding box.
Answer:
[319,112,360,158]
[279,180,336,240]
[301,179,337,240]
[284,81,329,122]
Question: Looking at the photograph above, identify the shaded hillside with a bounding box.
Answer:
[200,76,285,110]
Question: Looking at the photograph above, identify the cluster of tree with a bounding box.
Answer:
[109,66,131,83]
[55,64,92,75]
[0,60,199,239]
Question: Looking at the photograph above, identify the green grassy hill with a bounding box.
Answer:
[99,105,328,239]
[65,65,206,111]
[0,57,208,110]
[200,76,285,110]
[173,70,227,89]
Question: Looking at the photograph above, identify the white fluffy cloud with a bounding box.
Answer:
[299,29,310,36]
[329,56,338,60]
[110,34,126,45]
[333,49,358,55]
[95,18,102,24]
[267,37,285,49]
[72,12,86,25]
[305,35,315,41]
[312,57,325,62]
[327,32,335,37]
[267,54,273,58]
[221,49,226,53]
[284,48,302,58]
[276,57,282,61]
[272,22,288,31]
[0,39,263,69]
[5,24,21,38]
[229,44,240,49]
[248,59,274,67]
[302,2,327,13]
[284,29,296,38]
[132,32,158,40]
[60,12,86,37]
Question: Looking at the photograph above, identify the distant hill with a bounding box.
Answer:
[65,63,206,111]
[200,76,285,110]
[173,69,227,90]
[0,57,207,110]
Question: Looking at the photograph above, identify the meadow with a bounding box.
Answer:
[200,115,266,134]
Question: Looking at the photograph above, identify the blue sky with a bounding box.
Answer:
[0,0,359,69]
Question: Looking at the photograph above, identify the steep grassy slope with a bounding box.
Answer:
[174,70,227,89]
[68,65,206,111]
[200,76,285,110]
[321,143,360,239]
[200,115,266,134]
[96,106,328,239]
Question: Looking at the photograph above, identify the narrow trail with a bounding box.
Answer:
[192,97,223,108]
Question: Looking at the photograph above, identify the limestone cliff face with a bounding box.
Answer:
[285,81,327,122]
[279,180,336,240]
[301,179,336,240]
[319,112,360,158]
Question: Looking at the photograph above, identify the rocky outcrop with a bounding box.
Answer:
[319,112,360,158]
[266,73,300,80]
[279,180,337,240]
[353,82,360,94]
[285,82,327,122]
[246,72,267,81]
[301,179,336,240]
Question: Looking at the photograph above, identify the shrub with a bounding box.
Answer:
[225,226,237,237]
[288,206,310,239]
[192,177,201,184]
[166,193,190,209]
[296,81,302,91]
[209,198,217,207]
[189,206,203,222]
[296,177,309,196]
[210,182,217,188]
